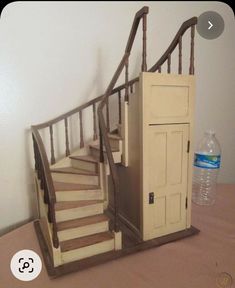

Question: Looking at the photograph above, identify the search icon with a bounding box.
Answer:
[22,262,30,270]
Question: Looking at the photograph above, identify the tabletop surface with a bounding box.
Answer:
[0,184,234,288]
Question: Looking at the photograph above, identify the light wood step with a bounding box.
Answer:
[89,144,121,163]
[51,167,99,185]
[54,181,99,191]
[54,181,102,201]
[61,232,114,263]
[70,155,98,173]
[108,133,122,140]
[51,167,98,176]
[57,214,109,241]
[55,200,104,222]
[108,133,122,150]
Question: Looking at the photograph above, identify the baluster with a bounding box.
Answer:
[106,98,110,133]
[99,124,104,163]
[64,118,70,156]
[32,136,38,171]
[178,35,182,74]
[125,59,129,102]
[189,25,195,75]
[93,103,98,140]
[38,156,42,181]
[167,54,171,73]
[130,84,133,94]
[79,111,84,148]
[118,91,121,124]
[158,66,161,73]
[47,203,52,223]
[49,125,55,164]
[142,14,147,71]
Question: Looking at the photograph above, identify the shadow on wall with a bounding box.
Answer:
[0,129,38,237]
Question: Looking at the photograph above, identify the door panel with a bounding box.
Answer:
[145,124,189,239]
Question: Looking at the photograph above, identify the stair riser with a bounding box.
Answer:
[109,138,121,151]
[56,203,103,222]
[61,239,114,264]
[117,124,122,137]
[58,221,109,242]
[52,173,99,185]
[56,190,103,201]
[71,159,98,173]
[90,147,122,164]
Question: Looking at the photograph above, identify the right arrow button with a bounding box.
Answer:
[196,11,224,40]
[208,20,213,30]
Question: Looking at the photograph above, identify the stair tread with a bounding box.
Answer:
[51,166,98,176]
[54,181,100,191]
[90,144,119,153]
[55,200,103,211]
[57,214,109,231]
[108,133,122,140]
[69,155,98,163]
[60,231,113,252]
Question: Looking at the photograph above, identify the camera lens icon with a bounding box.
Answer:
[18,257,34,273]
[10,250,42,281]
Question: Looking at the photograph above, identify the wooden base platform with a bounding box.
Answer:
[34,220,199,278]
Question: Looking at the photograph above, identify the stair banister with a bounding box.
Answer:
[32,127,59,248]
[98,6,149,233]
[148,17,197,73]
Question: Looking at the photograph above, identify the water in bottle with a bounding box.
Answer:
[192,130,221,205]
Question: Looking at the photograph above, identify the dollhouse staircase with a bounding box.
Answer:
[32,6,197,275]
[50,134,122,264]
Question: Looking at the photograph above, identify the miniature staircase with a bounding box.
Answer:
[49,132,122,264]
[31,7,197,273]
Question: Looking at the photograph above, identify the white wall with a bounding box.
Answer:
[0,1,234,234]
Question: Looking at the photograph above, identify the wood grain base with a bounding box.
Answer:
[34,220,199,278]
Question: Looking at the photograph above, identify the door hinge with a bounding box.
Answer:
[187,140,190,153]
[185,197,188,209]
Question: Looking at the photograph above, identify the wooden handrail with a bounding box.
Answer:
[32,127,59,248]
[98,7,149,232]
[149,17,197,72]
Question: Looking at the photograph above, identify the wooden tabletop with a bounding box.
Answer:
[0,184,234,288]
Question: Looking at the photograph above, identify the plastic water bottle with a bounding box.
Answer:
[192,130,221,205]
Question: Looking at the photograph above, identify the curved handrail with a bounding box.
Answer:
[32,127,59,248]
[97,6,149,232]
[149,17,197,72]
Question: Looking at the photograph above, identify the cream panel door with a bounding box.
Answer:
[141,72,194,124]
[144,124,189,240]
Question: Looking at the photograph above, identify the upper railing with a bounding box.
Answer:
[31,7,197,248]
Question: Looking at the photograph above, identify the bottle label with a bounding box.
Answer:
[194,153,221,169]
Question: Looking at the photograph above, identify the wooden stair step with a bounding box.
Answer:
[60,231,113,252]
[69,155,98,163]
[55,200,103,211]
[54,181,99,192]
[89,144,119,153]
[57,214,109,231]
[51,167,98,176]
[108,133,122,140]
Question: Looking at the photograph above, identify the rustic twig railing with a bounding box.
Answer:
[31,8,197,248]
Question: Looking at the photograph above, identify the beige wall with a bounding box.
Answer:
[0,2,234,234]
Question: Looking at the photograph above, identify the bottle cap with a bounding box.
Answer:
[205,129,215,135]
